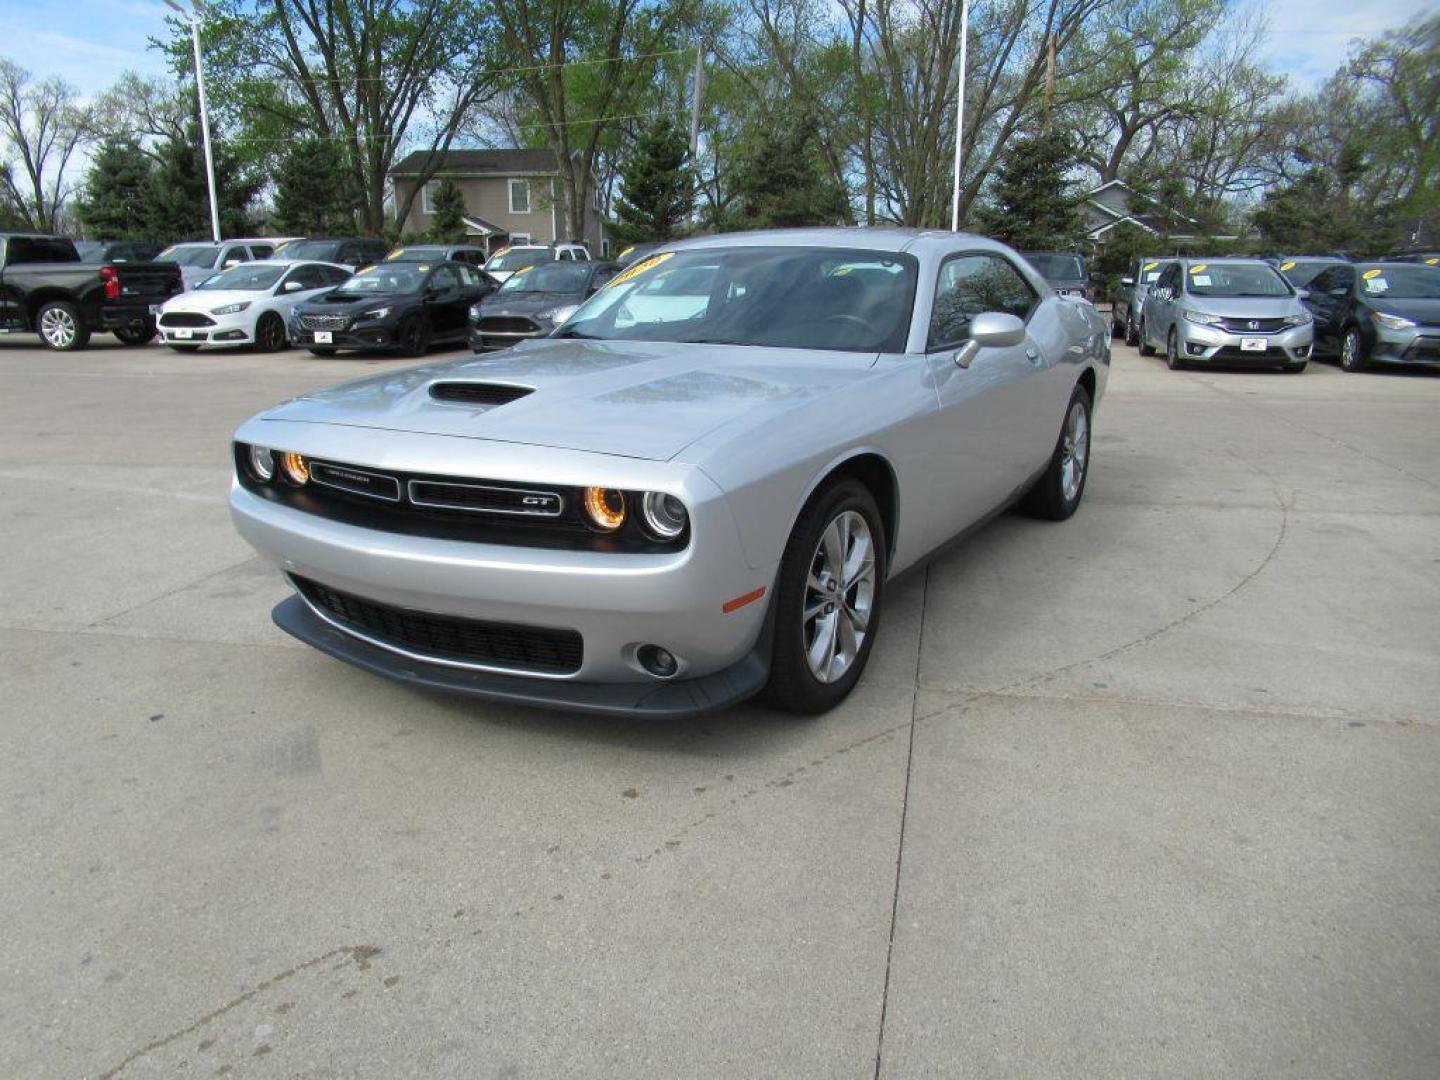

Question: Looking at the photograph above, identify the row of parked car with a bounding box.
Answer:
[1109,252,1440,373]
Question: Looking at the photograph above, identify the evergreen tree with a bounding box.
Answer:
[76,140,155,240]
[728,109,848,229]
[143,123,261,241]
[426,178,468,243]
[973,131,1084,250]
[273,138,356,235]
[611,116,692,244]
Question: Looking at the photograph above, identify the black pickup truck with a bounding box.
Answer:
[0,233,183,351]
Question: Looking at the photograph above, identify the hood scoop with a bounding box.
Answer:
[429,381,535,407]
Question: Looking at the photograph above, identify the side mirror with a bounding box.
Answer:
[954,312,1026,369]
[1120,276,1135,287]
[282,280,305,293]
[1295,288,1310,301]
[223,259,240,269]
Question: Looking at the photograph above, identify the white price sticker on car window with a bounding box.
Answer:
[1363,276,1388,293]
[1191,275,1212,287]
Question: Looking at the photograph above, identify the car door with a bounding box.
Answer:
[272,263,328,314]
[423,265,466,336]
[1303,265,1354,353]
[1143,263,1181,346]
[927,251,1055,541]
[454,264,492,305]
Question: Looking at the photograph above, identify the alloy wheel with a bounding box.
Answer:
[803,510,876,684]
[1341,329,1361,370]
[40,307,76,348]
[1059,398,1090,504]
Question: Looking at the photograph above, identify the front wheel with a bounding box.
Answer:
[1123,315,1139,347]
[1138,320,1156,356]
[397,314,432,357]
[254,312,287,352]
[1339,327,1367,372]
[1020,382,1093,521]
[1166,327,1185,370]
[36,300,90,351]
[767,480,886,715]
[113,320,156,346]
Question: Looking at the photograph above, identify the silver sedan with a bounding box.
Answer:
[229,229,1110,717]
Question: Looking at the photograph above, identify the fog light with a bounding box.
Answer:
[637,644,679,678]
[1186,342,1205,355]
[246,444,275,482]
[581,486,626,532]
[281,451,310,485]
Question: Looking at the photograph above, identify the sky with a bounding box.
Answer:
[0,0,1433,101]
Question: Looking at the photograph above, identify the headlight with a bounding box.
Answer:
[640,492,688,539]
[211,301,251,316]
[358,306,392,321]
[246,444,275,482]
[280,451,310,486]
[581,486,626,532]
[1181,308,1224,326]
[1282,310,1313,327]
[1372,310,1416,331]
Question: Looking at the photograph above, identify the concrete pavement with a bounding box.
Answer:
[1,337,1437,1078]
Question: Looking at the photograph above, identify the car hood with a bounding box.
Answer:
[1368,297,1440,326]
[260,339,881,461]
[162,288,266,311]
[295,292,406,315]
[1184,296,1303,317]
[478,292,585,316]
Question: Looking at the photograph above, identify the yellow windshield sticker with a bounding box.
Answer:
[492,247,511,258]
[391,248,405,258]
[511,265,532,276]
[1362,268,1383,279]
[617,245,635,259]
[354,265,377,275]
[1279,260,1296,271]
[604,251,674,289]
[1142,260,1160,271]
[831,266,853,276]
[1189,263,1207,274]
[1426,257,1439,266]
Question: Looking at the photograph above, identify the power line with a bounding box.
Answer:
[210,45,694,84]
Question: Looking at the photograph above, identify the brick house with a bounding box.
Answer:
[390,149,611,256]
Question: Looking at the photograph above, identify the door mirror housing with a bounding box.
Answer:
[282,280,305,293]
[1120,276,1135,287]
[222,259,240,270]
[969,311,1027,349]
[1295,288,1310,301]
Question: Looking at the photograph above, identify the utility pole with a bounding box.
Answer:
[165,0,221,242]
[950,0,970,231]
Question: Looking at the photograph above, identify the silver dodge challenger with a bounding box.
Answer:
[230,229,1109,717]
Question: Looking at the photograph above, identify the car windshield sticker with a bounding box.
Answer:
[1363,276,1388,293]
[354,265,377,276]
[1426,257,1439,266]
[1280,260,1297,271]
[1362,268,1383,279]
[604,252,675,289]
[391,248,405,258]
[1191,275,1212,286]
[617,245,635,259]
[830,266,853,276]
[1142,260,1160,271]
[1189,263,1207,274]
[511,265,532,276]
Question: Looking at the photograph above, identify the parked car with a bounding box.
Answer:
[229,228,1109,718]
[1384,252,1440,267]
[75,240,164,263]
[1275,255,1351,289]
[1021,250,1092,300]
[468,260,618,351]
[0,232,182,350]
[1300,261,1440,372]
[482,242,590,283]
[614,242,665,268]
[156,259,352,352]
[1111,256,1169,345]
[1138,258,1313,371]
[288,260,493,356]
[384,244,489,268]
[158,239,280,290]
[271,237,390,271]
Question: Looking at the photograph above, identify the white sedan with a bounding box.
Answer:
[157,260,352,352]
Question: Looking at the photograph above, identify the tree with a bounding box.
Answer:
[0,58,91,231]
[727,106,847,228]
[76,140,156,240]
[143,122,261,240]
[972,131,1084,249]
[272,137,356,235]
[426,178,468,242]
[611,115,692,243]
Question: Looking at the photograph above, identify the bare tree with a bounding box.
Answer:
[0,59,91,232]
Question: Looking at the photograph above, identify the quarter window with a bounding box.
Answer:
[509,179,531,214]
[928,253,1037,350]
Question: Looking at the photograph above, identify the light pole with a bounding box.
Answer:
[950,0,970,232]
[165,0,221,243]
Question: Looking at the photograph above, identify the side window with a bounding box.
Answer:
[223,246,250,265]
[337,243,361,265]
[430,266,462,290]
[1307,267,1337,294]
[249,244,275,260]
[573,247,589,261]
[283,265,323,290]
[1330,266,1355,295]
[456,266,481,287]
[590,265,619,290]
[927,254,1038,350]
[1155,264,1179,298]
[323,265,351,286]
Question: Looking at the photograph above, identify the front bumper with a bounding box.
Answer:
[1175,321,1313,365]
[468,323,552,352]
[290,321,398,351]
[159,309,255,349]
[1370,325,1440,368]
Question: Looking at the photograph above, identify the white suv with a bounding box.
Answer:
[483,242,590,283]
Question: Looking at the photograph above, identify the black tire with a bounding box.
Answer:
[308,347,337,357]
[35,300,90,351]
[766,479,887,715]
[167,344,201,353]
[254,312,287,352]
[113,320,156,346]
[1138,320,1156,356]
[397,314,432,357]
[1339,326,1367,372]
[1110,316,1123,339]
[1020,382,1093,522]
[1123,315,1139,347]
[1165,327,1185,370]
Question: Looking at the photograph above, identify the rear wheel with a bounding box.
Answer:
[1020,382,1093,521]
[1138,319,1156,356]
[254,312,287,352]
[1166,327,1185,370]
[113,320,156,346]
[36,301,90,351]
[767,480,886,715]
[1339,326,1367,372]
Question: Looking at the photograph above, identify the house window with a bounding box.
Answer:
[422,181,439,214]
[509,179,531,214]
[510,233,532,246]
[601,238,611,258]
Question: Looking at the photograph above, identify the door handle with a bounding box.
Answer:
[1025,346,1042,364]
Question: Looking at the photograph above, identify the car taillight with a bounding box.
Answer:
[100,265,121,301]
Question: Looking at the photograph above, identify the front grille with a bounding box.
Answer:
[158,311,215,327]
[477,316,542,335]
[295,576,583,674]
[430,382,534,406]
[1211,346,1279,361]
[408,479,563,517]
[299,313,351,331]
[1217,317,1287,333]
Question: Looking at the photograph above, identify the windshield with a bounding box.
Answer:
[1278,260,1342,287]
[498,263,591,294]
[556,247,918,353]
[277,240,340,260]
[1184,262,1291,297]
[333,264,428,295]
[1358,265,1440,300]
[197,265,286,291]
[1025,253,1085,281]
[385,247,443,263]
[159,245,220,267]
[486,248,552,272]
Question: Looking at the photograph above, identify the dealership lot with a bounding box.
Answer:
[2,339,1438,1078]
